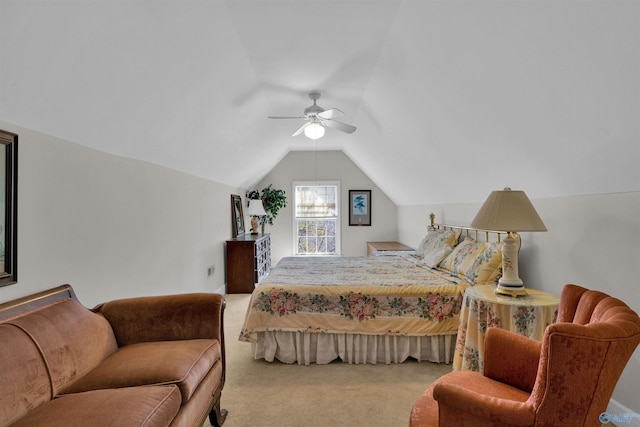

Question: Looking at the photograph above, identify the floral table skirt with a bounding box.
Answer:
[453,286,559,372]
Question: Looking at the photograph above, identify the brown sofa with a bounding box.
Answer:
[0,285,227,427]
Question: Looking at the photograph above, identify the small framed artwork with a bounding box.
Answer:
[231,194,245,238]
[349,190,371,226]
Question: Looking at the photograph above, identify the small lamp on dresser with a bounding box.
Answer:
[471,188,547,297]
[246,199,267,235]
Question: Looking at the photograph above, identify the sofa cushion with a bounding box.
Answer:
[60,339,221,404]
[6,299,118,394]
[9,385,181,427]
[0,324,52,427]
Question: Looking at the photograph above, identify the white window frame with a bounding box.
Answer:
[292,181,341,256]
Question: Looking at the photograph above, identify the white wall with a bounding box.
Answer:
[398,191,640,413]
[0,122,241,307]
[0,127,396,305]
[250,150,398,264]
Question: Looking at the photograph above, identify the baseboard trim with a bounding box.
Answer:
[605,399,640,427]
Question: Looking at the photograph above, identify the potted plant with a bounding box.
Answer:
[246,185,287,233]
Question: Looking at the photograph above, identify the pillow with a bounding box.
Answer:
[416,229,460,259]
[423,245,453,268]
[439,237,503,285]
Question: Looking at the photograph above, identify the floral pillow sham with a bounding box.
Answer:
[417,229,461,267]
[439,237,502,285]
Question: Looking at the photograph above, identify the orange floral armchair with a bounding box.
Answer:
[410,284,640,427]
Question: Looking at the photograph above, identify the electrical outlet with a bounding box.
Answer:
[207,266,215,277]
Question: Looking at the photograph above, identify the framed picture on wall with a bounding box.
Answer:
[231,194,245,237]
[0,129,17,286]
[349,190,371,226]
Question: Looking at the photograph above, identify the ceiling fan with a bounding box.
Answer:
[268,91,357,140]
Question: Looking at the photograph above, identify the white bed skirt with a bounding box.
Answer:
[252,331,456,365]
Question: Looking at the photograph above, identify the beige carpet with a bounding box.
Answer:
[208,293,451,427]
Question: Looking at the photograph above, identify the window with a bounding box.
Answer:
[293,182,340,255]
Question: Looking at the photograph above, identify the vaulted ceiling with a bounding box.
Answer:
[1,0,638,205]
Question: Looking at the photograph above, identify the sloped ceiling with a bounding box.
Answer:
[1,0,638,205]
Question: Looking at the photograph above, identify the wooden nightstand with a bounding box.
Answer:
[366,241,415,256]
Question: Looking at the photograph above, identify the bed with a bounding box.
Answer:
[239,217,508,365]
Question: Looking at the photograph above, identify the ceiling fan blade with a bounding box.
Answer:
[322,119,357,134]
[268,115,306,119]
[292,122,310,137]
[318,108,344,119]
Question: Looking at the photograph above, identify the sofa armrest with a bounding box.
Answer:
[483,327,541,392]
[93,293,225,347]
[433,382,536,426]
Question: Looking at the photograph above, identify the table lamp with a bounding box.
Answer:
[470,188,547,297]
[246,199,267,234]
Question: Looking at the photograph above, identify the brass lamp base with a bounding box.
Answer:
[495,232,527,297]
[495,285,528,297]
[250,216,259,235]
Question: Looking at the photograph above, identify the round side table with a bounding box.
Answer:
[453,285,559,372]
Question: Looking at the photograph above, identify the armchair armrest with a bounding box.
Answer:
[433,382,536,426]
[483,327,542,392]
[93,293,225,347]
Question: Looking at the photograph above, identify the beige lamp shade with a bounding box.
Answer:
[470,188,547,232]
[246,199,267,217]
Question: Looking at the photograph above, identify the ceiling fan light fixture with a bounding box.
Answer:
[269,91,355,138]
[304,122,325,140]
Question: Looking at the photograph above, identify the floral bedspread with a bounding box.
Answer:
[240,255,474,342]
